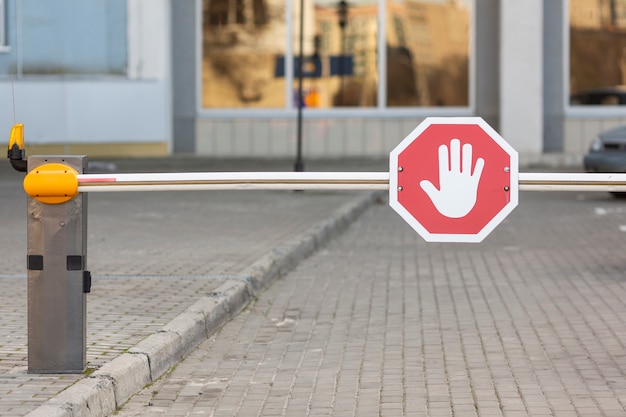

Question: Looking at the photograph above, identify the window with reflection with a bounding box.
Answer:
[570,0,626,105]
[386,0,470,107]
[202,0,287,108]
[17,0,126,76]
[294,0,378,108]
[201,0,471,109]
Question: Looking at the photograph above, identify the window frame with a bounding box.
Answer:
[0,0,6,48]
[565,0,626,117]
[196,0,475,119]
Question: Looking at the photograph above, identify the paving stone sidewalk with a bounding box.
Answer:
[0,157,386,417]
[115,189,626,417]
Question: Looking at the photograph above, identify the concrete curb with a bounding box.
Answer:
[24,190,383,417]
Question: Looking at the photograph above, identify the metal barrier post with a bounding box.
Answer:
[27,155,89,373]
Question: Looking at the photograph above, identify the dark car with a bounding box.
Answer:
[571,86,626,105]
[583,124,626,174]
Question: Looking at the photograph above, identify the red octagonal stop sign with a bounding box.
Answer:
[389,117,518,243]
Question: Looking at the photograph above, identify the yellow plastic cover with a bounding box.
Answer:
[23,163,79,204]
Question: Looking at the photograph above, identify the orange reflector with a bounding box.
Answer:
[23,163,79,204]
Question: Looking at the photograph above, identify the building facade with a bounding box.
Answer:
[1,0,626,164]
[0,0,171,156]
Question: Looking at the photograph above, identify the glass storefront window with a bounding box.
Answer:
[19,0,127,76]
[386,0,470,107]
[202,0,287,108]
[570,0,626,105]
[201,0,471,110]
[294,0,378,108]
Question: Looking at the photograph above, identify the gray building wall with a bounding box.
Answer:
[0,0,619,161]
[474,0,499,130]
[172,0,197,154]
[0,0,171,154]
[500,0,544,156]
[544,0,565,152]
[187,0,559,162]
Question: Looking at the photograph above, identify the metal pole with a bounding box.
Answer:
[68,171,626,193]
[294,0,305,172]
[22,170,626,198]
[77,172,390,192]
[27,155,89,373]
[340,24,345,105]
[337,0,348,106]
[518,172,626,191]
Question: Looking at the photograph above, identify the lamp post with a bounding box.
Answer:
[337,0,348,106]
[294,0,306,172]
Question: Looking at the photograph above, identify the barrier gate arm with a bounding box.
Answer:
[76,172,391,192]
[74,172,626,192]
[18,167,626,204]
[519,173,626,192]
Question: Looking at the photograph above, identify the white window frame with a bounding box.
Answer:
[0,0,5,47]
[0,0,10,54]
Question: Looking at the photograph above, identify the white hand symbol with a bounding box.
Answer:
[419,138,485,218]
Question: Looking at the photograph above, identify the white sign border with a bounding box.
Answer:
[389,117,519,243]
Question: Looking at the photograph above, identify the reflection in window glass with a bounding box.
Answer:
[201,0,471,110]
[19,0,127,75]
[570,0,626,105]
[386,0,470,107]
[202,0,287,108]
[295,0,378,108]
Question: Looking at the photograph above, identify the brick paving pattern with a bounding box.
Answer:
[0,158,381,416]
[117,190,626,417]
